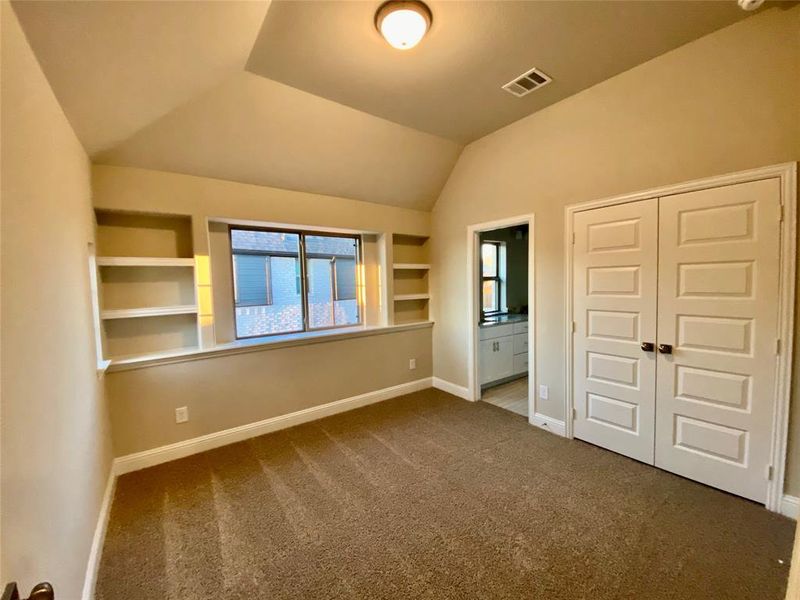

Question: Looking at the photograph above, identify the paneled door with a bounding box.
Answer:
[654,178,781,502]
[573,199,659,463]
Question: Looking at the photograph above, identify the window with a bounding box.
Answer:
[230,227,361,338]
[481,241,505,316]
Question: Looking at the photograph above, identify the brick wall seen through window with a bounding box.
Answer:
[230,228,360,338]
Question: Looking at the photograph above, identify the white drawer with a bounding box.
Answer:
[479,323,514,340]
[513,332,528,354]
[513,321,528,334]
[513,352,528,375]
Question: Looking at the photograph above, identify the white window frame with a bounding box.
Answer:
[229,225,363,340]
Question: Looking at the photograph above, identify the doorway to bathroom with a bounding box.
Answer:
[467,214,534,420]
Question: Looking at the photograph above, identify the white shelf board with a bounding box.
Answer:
[101,305,198,320]
[393,294,430,301]
[393,263,431,270]
[97,257,195,267]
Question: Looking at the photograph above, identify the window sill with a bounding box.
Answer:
[106,321,434,373]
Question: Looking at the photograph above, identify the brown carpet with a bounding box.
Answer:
[96,389,794,599]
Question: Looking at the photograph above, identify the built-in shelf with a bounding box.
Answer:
[101,305,198,320]
[97,257,195,267]
[394,293,430,301]
[93,209,200,362]
[390,234,430,325]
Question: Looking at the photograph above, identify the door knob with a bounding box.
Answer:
[658,344,673,354]
[1,582,54,600]
[640,342,654,352]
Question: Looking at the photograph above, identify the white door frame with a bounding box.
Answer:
[467,214,536,421]
[563,162,797,513]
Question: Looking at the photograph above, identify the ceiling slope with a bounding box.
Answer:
[11,0,757,210]
[247,0,749,143]
[94,73,463,211]
[11,0,271,154]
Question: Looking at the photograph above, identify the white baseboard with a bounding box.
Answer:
[432,377,472,401]
[114,377,433,475]
[780,495,799,520]
[530,412,566,437]
[81,465,116,600]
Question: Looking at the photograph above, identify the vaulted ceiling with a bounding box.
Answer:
[11,0,270,155]
[12,0,752,210]
[248,1,748,144]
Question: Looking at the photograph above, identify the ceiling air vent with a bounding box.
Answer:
[502,67,552,98]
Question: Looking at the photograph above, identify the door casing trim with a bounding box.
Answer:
[563,162,797,513]
[466,214,535,424]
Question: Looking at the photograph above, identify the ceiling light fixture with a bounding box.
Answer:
[375,1,432,50]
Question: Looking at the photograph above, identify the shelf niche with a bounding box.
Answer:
[391,234,430,324]
[94,209,199,361]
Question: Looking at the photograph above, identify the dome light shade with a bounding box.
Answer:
[375,1,432,50]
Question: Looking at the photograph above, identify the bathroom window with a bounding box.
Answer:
[481,241,505,316]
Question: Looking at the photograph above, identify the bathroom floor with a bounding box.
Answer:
[482,377,528,417]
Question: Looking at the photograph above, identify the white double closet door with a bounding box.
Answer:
[573,178,781,502]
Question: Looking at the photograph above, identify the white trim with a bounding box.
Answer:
[81,467,116,600]
[393,293,430,301]
[87,243,106,372]
[767,164,797,514]
[466,214,536,426]
[565,162,797,214]
[780,495,799,520]
[432,377,471,401]
[101,304,198,320]
[95,358,112,379]
[393,263,430,270]
[113,377,433,475]
[209,216,386,238]
[96,257,195,267]
[563,162,797,513]
[530,413,566,437]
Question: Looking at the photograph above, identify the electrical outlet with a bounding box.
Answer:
[175,406,189,424]
[539,384,549,400]
[409,358,417,370]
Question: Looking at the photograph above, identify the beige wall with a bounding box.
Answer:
[107,326,432,456]
[92,165,433,457]
[0,2,113,596]
[92,164,431,237]
[431,7,800,493]
[93,164,431,349]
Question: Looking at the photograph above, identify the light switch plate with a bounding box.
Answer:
[539,384,549,400]
[409,358,416,370]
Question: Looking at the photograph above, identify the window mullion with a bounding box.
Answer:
[329,258,336,325]
[264,256,273,306]
[356,238,363,323]
[299,233,310,332]
[232,254,239,304]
